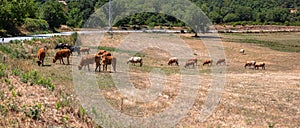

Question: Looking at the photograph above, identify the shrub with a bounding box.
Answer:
[0,63,7,78]
[71,32,78,45]
[21,70,55,91]
[12,68,20,76]
[25,104,41,120]
[23,18,49,32]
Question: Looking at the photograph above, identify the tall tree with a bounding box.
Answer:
[41,0,67,29]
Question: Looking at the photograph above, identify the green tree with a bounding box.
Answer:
[223,13,239,22]
[0,0,37,34]
[209,11,222,24]
[67,8,83,27]
[41,0,67,29]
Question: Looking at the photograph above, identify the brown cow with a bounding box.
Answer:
[97,50,112,56]
[254,62,265,70]
[168,57,179,66]
[216,59,226,65]
[36,46,48,66]
[53,49,71,65]
[184,58,197,68]
[102,54,116,72]
[202,59,213,66]
[79,47,90,55]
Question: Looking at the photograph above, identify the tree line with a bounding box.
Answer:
[0,0,299,36]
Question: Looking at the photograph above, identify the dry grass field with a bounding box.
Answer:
[1,32,299,127]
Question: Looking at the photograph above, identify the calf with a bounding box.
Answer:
[53,49,71,65]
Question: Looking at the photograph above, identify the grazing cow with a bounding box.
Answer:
[127,57,143,67]
[36,46,48,66]
[54,43,69,49]
[244,61,256,69]
[68,46,81,55]
[254,62,265,70]
[79,47,90,55]
[78,54,100,71]
[184,58,197,68]
[188,58,198,66]
[184,60,196,68]
[202,59,213,66]
[168,57,179,66]
[102,54,116,72]
[53,49,71,65]
[216,58,226,65]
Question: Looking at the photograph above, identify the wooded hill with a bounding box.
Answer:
[0,0,299,36]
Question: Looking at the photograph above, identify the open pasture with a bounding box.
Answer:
[1,32,299,127]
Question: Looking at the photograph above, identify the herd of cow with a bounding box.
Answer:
[36,44,265,72]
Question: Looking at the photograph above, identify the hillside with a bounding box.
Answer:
[1,32,299,127]
[1,0,300,36]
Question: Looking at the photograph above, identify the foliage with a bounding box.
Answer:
[0,63,7,78]
[21,70,55,91]
[40,0,67,29]
[1,0,300,36]
[25,104,42,120]
[23,18,49,31]
[0,0,37,33]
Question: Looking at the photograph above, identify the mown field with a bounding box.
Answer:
[0,32,299,127]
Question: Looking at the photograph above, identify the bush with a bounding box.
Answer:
[0,63,7,78]
[70,32,81,45]
[21,70,55,91]
[23,18,49,32]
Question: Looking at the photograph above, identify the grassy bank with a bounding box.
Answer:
[221,32,300,52]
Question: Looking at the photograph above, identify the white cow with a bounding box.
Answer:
[127,57,143,67]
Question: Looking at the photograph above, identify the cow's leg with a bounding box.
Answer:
[103,64,105,71]
[67,56,70,65]
[61,58,65,64]
[41,59,44,66]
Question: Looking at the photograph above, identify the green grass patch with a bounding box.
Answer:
[0,63,8,78]
[21,70,55,91]
[97,73,116,90]
[222,33,300,52]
